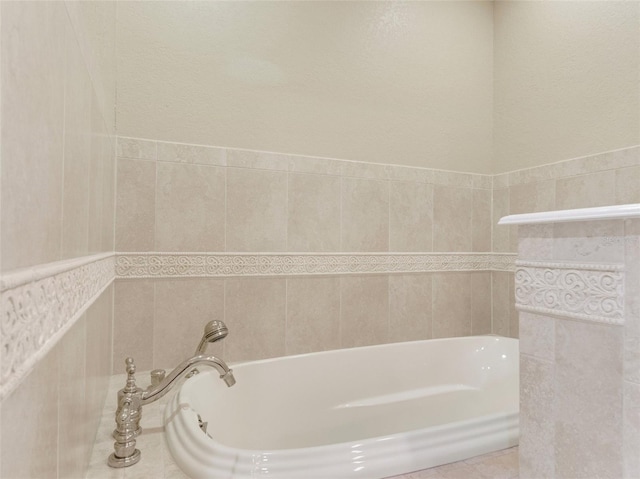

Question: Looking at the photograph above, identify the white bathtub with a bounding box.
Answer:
[164,335,519,479]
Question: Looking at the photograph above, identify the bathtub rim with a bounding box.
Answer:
[164,334,519,478]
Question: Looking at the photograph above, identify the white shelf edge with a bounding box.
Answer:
[498,203,640,226]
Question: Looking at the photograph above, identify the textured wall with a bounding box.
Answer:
[494,1,640,174]
[115,1,494,173]
[112,137,498,371]
[0,2,116,477]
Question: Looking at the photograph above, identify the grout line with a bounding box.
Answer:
[338,275,343,348]
[224,168,228,252]
[284,278,288,355]
[60,23,69,262]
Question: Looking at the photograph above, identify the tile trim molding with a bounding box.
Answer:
[117,136,494,189]
[115,252,517,278]
[514,260,625,325]
[0,253,116,400]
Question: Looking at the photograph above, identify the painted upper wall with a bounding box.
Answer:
[116,1,494,173]
[493,1,640,174]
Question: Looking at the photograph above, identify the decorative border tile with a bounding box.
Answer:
[115,253,517,278]
[514,260,624,325]
[0,254,116,400]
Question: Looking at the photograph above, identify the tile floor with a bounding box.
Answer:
[387,447,518,479]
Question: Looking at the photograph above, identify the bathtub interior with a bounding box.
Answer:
[178,336,518,451]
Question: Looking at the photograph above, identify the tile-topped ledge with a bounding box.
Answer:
[499,203,640,225]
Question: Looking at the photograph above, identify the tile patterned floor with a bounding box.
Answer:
[387,447,519,479]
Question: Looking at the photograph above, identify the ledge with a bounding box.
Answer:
[498,203,640,226]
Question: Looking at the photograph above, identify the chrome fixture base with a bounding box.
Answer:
[107,449,141,468]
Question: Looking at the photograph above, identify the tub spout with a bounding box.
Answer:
[108,354,235,468]
[142,354,234,405]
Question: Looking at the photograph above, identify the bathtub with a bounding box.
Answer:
[164,335,519,479]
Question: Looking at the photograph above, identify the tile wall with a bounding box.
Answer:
[113,138,498,371]
[0,10,638,474]
[516,218,640,478]
[0,2,116,478]
[491,146,640,339]
[113,139,640,373]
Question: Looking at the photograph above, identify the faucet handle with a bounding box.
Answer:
[123,357,138,393]
[150,369,166,387]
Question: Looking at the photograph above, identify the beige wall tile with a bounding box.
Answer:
[624,381,640,478]
[158,142,227,167]
[519,354,555,479]
[519,312,555,361]
[154,279,225,369]
[508,179,556,254]
[288,154,342,177]
[64,1,117,135]
[491,272,511,337]
[341,161,389,181]
[286,277,340,354]
[624,220,640,384]
[554,320,624,478]
[509,277,518,339]
[493,173,509,189]
[288,173,341,252]
[472,189,491,252]
[472,174,493,190]
[389,274,432,342]
[227,149,289,171]
[156,163,225,251]
[101,137,116,253]
[85,285,113,453]
[509,179,556,215]
[1,1,66,271]
[471,272,491,335]
[340,276,389,347]
[341,178,389,252]
[115,158,156,252]
[556,170,616,210]
[117,137,157,160]
[226,168,287,252]
[582,147,640,174]
[433,186,472,252]
[432,170,473,188]
[387,165,432,184]
[88,93,106,254]
[432,273,472,338]
[492,187,510,252]
[58,316,87,478]
[518,224,554,261]
[61,25,92,260]
[389,181,433,252]
[224,278,286,362]
[113,280,154,372]
[1,345,59,479]
[615,166,640,205]
[552,219,625,263]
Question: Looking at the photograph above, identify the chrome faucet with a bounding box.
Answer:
[108,324,235,468]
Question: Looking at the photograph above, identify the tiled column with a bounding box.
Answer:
[505,209,640,479]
